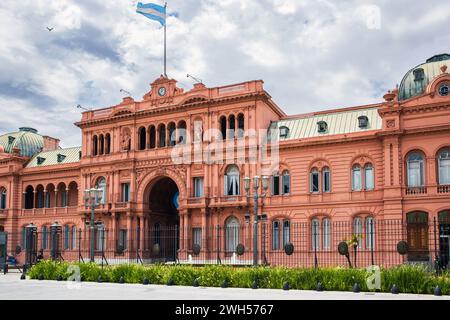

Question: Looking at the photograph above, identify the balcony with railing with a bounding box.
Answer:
[19,206,79,217]
[437,184,450,194]
[209,195,248,207]
[405,186,428,196]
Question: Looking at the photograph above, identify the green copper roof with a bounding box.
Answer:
[0,127,44,157]
[26,147,81,168]
[398,53,450,101]
[269,106,382,141]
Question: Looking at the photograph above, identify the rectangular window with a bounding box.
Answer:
[311,220,320,250]
[121,183,130,202]
[193,177,204,198]
[61,191,67,207]
[72,226,77,250]
[192,228,202,247]
[272,175,280,195]
[272,221,280,250]
[42,228,48,250]
[118,229,127,251]
[282,221,290,247]
[64,226,70,250]
[353,168,362,191]
[0,190,6,209]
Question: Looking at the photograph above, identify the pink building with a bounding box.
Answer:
[1,54,450,268]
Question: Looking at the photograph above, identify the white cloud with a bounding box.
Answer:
[0,0,448,147]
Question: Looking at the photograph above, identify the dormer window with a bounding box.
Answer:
[79,151,82,160]
[413,68,424,82]
[57,154,66,163]
[358,116,369,129]
[8,136,15,144]
[279,126,289,138]
[317,121,328,133]
[37,157,46,165]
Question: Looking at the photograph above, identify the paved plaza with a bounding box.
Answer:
[0,272,447,300]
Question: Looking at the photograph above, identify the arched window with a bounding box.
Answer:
[72,226,77,250]
[354,217,363,247]
[438,149,450,185]
[282,220,290,247]
[271,173,280,196]
[322,218,330,250]
[64,225,71,250]
[364,164,374,190]
[35,185,45,209]
[0,187,6,210]
[178,121,187,144]
[310,168,319,193]
[365,217,375,249]
[407,152,425,187]
[225,217,240,252]
[99,134,104,155]
[311,219,320,250]
[168,122,176,146]
[25,185,34,209]
[95,223,106,251]
[96,177,107,204]
[92,135,98,156]
[105,134,111,154]
[138,127,146,150]
[149,125,156,149]
[57,183,67,207]
[352,165,362,191]
[237,113,244,138]
[282,171,290,195]
[42,226,48,250]
[158,124,166,147]
[220,116,227,140]
[272,220,280,250]
[228,115,236,139]
[224,165,240,196]
[322,167,331,192]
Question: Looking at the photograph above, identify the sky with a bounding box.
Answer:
[0,0,449,147]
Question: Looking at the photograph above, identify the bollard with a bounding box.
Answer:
[167,278,174,286]
[391,284,399,294]
[193,278,199,287]
[252,281,258,289]
[221,280,228,288]
[352,282,361,293]
[119,276,125,284]
[434,286,442,296]
[97,275,102,283]
[283,282,289,291]
[143,278,149,285]
[316,282,324,292]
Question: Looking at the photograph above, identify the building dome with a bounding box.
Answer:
[398,53,450,101]
[0,127,44,157]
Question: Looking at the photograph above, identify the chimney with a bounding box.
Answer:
[42,136,60,152]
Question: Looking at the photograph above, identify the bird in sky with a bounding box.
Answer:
[46,27,54,31]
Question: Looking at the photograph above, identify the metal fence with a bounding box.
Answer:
[3,218,450,270]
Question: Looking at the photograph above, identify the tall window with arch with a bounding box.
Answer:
[158,124,166,147]
[272,220,280,250]
[282,171,291,195]
[149,125,156,149]
[105,133,111,154]
[225,217,240,253]
[322,218,331,250]
[95,222,106,251]
[96,177,107,204]
[407,152,425,187]
[42,226,48,250]
[365,217,375,250]
[310,168,319,193]
[311,218,320,250]
[237,113,244,138]
[220,116,227,140]
[364,164,374,190]
[353,217,363,248]
[64,225,71,250]
[228,114,236,139]
[322,167,331,192]
[271,172,280,196]
[282,220,290,247]
[139,127,147,150]
[0,187,6,209]
[352,165,362,191]
[92,135,98,156]
[438,149,450,185]
[224,165,240,196]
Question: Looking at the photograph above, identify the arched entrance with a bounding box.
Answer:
[146,177,180,262]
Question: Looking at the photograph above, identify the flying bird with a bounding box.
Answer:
[46,27,54,32]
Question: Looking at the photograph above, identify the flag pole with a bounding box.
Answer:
[164,2,167,77]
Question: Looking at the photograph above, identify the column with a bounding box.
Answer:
[201,209,208,252]
[179,214,185,251]
[140,216,145,254]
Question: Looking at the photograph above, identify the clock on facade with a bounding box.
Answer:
[438,83,449,96]
[158,86,166,96]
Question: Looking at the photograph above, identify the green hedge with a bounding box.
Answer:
[28,261,450,295]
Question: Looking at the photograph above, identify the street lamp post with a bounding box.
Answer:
[84,188,103,263]
[244,175,269,266]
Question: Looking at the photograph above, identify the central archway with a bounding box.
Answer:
[145,176,180,262]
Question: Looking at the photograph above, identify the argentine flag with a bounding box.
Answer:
[136,2,166,26]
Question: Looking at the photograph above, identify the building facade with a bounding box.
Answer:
[1,54,450,267]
